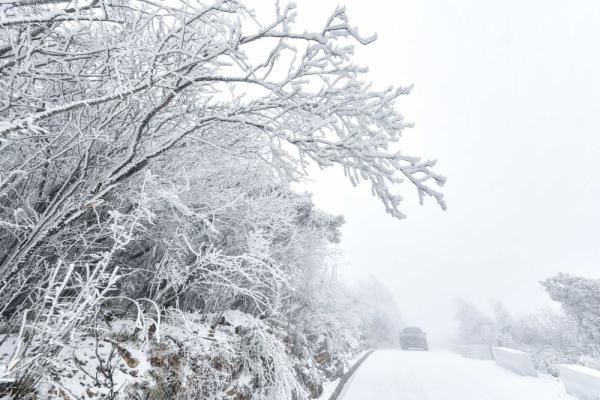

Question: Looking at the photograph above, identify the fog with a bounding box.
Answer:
[7,1,600,396]
[285,0,600,345]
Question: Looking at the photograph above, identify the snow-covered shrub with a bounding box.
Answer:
[504,309,585,376]
[0,188,160,396]
[237,323,305,399]
[580,349,600,371]
[284,277,359,387]
[119,310,306,400]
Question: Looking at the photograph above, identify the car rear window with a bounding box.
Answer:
[402,327,422,334]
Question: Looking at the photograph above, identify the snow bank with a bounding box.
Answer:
[492,347,537,377]
[327,350,373,400]
[454,344,494,360]
[558,364,600,400]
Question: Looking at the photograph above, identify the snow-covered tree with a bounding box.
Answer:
[0,0,445,397]
[0,0,444,329]
[542,273,600,345]
[453,297,587,376]
[453,299,496,345]
[348,277,403,348]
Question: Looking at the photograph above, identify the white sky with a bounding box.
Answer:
[258,0,600,343]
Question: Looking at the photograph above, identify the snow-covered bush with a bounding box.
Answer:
[127,310,306,400]
[501,309,584,375]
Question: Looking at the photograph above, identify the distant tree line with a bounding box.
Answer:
[454,274,600,375]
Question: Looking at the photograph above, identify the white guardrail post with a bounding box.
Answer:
[558,364,600,400]
[491,347,537,377]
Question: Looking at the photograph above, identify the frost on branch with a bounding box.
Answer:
[0,0,445,220]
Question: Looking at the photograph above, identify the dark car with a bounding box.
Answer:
[399,327,429,350]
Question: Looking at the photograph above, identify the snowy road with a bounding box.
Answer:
[340,349,576,400]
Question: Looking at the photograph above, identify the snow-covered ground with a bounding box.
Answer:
[340,349,577,400]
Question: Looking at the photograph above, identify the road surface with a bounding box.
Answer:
[340,349,575,400]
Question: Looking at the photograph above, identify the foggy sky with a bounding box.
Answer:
[265,0,600,344]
